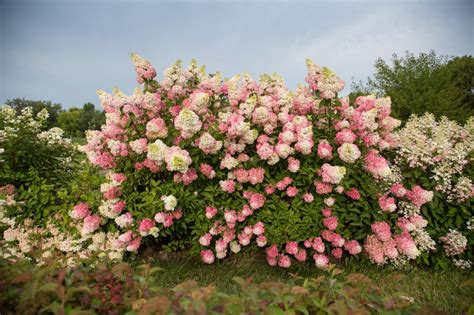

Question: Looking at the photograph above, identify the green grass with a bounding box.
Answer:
[138,251,474,314]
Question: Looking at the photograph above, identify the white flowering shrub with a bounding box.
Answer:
[393,113,473,267]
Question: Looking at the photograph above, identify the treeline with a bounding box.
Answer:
[4,98,105,138]
[350,51,474,123]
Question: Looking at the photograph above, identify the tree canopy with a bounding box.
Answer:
[350,51,474,123]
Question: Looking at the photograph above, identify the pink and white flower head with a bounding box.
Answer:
[266,244,279,258]
[394,231,420,259]
[371,221,392,242]
[70,203,90,220]
[345,188,361,200]
[238,232,251,246]
[264,185,275,195]
[324,197,336,207]
[287,157,301,173]
[337,143,361,164]
[253,222,265,235]
[391,183,406,198]
[165,146,192,173]
[145,118,168,139]
[278,254,292,268]
[215,239,228,252]
[199,233,212,246]
[139,218,155,236]
[201,250,215,264]
[322,208,332,218]
[81,215,101,235]
[286,186,299,197]
[131,53,156,84]
[220,179,236,193]
[320,163,346,184]
[335,129,357,145]
[205,206,218,219]
[315,181,332,195]
[323,216,338,231]
[200,163,216,179]
[256,235,267,247]
[331,234,345,247]
[285,241,299,255]
[276,177,293,191]
[317,140,333,160]
[174,109,202,139]
[126,237,142,252]
[303,193,314,203]
[378,194,397,213]
[129,138,148,155]
[364,150,392,179]
[161,195,178,211]
[406,186,433,208]
[115,212,133,228]
[248,168,265,185]
[344,240,362,255]
[313,254,329,268]
[332,248,343,259]
[295,249,307,261]
[312,237,325,253]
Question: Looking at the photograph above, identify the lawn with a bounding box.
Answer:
[141,250,474,314]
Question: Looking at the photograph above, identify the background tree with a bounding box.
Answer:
[351,51,474,123]
[57,103,105,137]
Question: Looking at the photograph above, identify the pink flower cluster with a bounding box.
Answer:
[364,221,420,264]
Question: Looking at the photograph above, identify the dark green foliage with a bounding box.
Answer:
[351,51,474,123]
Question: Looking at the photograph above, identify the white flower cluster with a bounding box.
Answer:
[394,114,474,202]
[37,127,72,146]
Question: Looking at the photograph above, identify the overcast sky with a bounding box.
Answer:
[1,0,473,109]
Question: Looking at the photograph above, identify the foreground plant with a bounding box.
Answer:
[0,256,418,314]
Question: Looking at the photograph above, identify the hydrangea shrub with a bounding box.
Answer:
[1,54,472,269]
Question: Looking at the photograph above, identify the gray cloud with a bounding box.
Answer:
[0,0,472,108]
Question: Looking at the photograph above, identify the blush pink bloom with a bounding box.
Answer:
[278,254,292,268]
[70,203,90,220]
[406,186,433,208]
[199,233,212,246]
[138,218,155,236]
[253,222,265,235]
[364,150,391,179]
[323,216,338,231]
[286,186,299,197]
[287,157,301,173]
[81,215,101,235]
[201,250,215,264]
[126,237,142,252]
[345,188,361,200]
[285,241,299,255]
[322,208,332,218]
[256,235,267,247]
[265,185,275,195]
[371,221,392,242]
[394,231,420,259]
[312,237,325,253]
[317,141,333,160]
[331,234,345,247]
[378,194,397,213]
[276,177,293,190]
[335,129,357,145]
[344,240,362,255]
[248,168,265,185]
[295,249,307,261]
[332,248,343,259]
[220,179,236,193]
[315,181,333,195]
[205,206,218,219]
[303,193,314,203]
[200,163,216,179]
[364,235,385,264]
[391,183,407,198]
[313,254,329,268]
[266,244,279,258]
